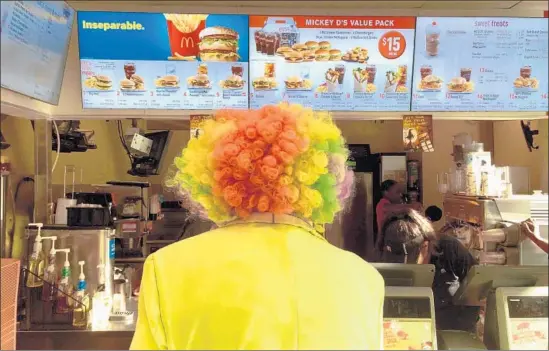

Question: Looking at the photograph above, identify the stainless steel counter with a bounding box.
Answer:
[17,299,137,350]
[17,330,133,350]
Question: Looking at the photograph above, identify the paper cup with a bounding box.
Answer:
[327,80,338,92]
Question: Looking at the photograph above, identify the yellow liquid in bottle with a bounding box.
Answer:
[26,257,45,288]
[72,293,90,328]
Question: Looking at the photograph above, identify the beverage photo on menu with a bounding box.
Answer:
[77,11,249,109]
[411,17,548,112]
[249,16,415,111]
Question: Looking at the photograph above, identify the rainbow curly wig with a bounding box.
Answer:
[167,104,354,225]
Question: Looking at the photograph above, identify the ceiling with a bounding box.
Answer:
[68,0,548,11]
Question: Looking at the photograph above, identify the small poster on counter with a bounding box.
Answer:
[403,115,434,152]
[509,319,548,350]
[383,319,433,350]
[190,114,213,138]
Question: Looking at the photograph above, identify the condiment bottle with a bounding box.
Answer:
[26,223,45,288]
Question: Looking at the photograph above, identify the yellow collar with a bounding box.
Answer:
[221,213,326,241]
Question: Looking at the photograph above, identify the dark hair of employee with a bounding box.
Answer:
[380,209,436,264]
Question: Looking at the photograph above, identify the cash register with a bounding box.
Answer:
[373,263,438,350]
[438,265,548,350]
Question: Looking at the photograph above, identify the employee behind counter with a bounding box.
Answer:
[379,209,547,334]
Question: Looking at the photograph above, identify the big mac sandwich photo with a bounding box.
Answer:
[198,26,240,62]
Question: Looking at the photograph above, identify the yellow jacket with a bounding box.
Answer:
[130,214,385,350]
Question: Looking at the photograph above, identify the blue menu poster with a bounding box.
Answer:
[77,12,249,109]
[412,17,548,112]
[249,16,416,112]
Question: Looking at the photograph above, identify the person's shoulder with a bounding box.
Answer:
[328,246,384,286]
[150,226,231,262]
[376,198,390,208]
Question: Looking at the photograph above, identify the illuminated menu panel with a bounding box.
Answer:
[77,12,249,109]
[249,16,415,111]
[412,17,549,112]
[1,1,74,105]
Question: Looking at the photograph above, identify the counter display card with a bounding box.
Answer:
[77,12,249,109]
[412,17,549,112]
[383,319,433,350]
[1,1,74,105]
[249,16,415,111]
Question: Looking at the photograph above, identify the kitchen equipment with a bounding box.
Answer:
[55,166,77,225]
[67,205,111,227]
[443,194,548,266]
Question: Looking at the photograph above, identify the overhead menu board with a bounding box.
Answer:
[1,1,74,105]
[412,17,549,112]
[77,12,249,109]
[249,16,415,111]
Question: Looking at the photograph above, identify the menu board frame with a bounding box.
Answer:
[77,11,250,110]
[248,15,416,112]
[0,1,75,105]
[411,16,549,113]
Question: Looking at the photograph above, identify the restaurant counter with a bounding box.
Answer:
[17,299,137,350]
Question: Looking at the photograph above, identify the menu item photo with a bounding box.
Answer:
[198,26,240,62]
[284,75,312,91]
[514,66,539,90]
[412,17,548,112]
[155,75,180,88]
[78,11,249,109]
[249,15,415,111]
[95,75,113,90]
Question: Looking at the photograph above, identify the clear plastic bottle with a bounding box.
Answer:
[55,249,73,314]
[91,264,112,330]
[26,223,45,288]
[73,261,90,328]
[41,236,58,301]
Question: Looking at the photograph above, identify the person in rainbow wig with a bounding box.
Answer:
[130,104,385,350]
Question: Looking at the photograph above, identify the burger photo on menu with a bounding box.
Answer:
[155,75,180,88]
[284,75,312,91]
[187,63,211,89]
[417,66,443,91]
[94,75,113,90]
[198,26,240,62]
[119,78,136,91]
[447,77,474,93]
[252,76,278,91]
[219,74,245,90]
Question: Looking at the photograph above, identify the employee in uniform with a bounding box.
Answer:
[379,209,480,332]
[375,179,423,252]
[131,104,385,350]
